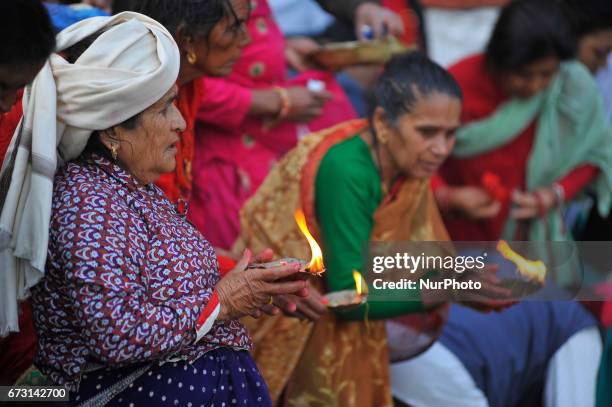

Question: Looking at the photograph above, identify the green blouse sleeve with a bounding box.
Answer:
[315,137,423,321]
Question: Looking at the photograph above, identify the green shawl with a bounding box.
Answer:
[452,61,612,242]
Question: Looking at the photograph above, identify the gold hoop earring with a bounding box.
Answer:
[110,144,118,161]
[186,51,197,65]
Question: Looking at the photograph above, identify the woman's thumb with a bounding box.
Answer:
[233,249,252,272]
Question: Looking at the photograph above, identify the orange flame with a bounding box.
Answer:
[294,209,325,274]
[352,270,368,295]
[496,240,546,284]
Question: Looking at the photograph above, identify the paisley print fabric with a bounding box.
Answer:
[30,154,250,392]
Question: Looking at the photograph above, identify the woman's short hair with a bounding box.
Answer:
[366,52,462,126]
[113,0,242,43]
[561,0,612,39]
[485,0,575,73]
[0,0,56,66]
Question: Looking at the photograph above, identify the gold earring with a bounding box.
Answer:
[377,131,389,145]
[186,51,197,65]
[110,144,118,161]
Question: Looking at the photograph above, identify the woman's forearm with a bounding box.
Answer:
[249,89,281,117]
[557,164,599,201]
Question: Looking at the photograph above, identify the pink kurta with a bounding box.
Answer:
[189,0,356,248]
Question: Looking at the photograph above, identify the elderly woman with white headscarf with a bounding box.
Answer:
[0,12,307,405]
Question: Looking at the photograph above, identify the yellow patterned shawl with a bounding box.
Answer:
[234,119,450,406]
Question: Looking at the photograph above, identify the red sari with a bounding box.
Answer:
[436,54,597,241]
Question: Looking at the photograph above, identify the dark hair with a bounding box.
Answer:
[113,0,242,42]
[62,31,141,159]
[561,0,612,38]
[366,52,462,126]
[485,0,575,72]
[0,0,56,66]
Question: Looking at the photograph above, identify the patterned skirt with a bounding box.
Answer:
[73,348,273,406]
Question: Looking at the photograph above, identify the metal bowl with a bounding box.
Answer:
[310,37,414,71]
[246,258,324,278]
[324,290,368,311]
[498,278,543,297]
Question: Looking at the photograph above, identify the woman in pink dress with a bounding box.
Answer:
[190,0,357,248]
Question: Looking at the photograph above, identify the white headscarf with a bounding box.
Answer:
[0,12,180,335]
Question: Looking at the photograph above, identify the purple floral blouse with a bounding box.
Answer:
[30,154,251,391]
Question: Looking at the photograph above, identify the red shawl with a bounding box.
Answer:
[0,91,23,169]
[156,80,204,203]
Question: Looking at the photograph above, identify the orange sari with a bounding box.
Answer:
[235,119,450,406]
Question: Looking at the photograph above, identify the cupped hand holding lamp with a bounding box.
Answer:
[216,249,309,320]
[275,263,515,322]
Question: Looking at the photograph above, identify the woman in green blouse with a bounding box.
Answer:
[236,52,514,406]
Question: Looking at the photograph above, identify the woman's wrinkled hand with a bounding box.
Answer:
[265,284,329,321]
[215,250,308,321]
[286,86,332,123]
[443,185,502,220]
[511,188,556,220]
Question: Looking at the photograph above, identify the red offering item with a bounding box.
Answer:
[217,255,236,278]
[481,171,509,202]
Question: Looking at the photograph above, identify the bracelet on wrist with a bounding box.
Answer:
[551,183,565,205]
[273,86,291,120]
[533,190,547,218]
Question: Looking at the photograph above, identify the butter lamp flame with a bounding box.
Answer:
[294,209,325,274]
[496,240,546,284]
[353,270,367,295]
